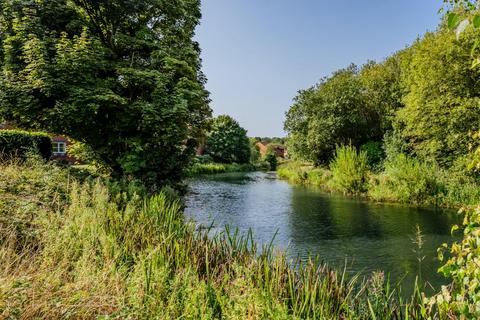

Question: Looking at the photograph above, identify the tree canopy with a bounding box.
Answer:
[206,115,250,164]
[396,29,480,166]
[284,64,394,164]
[0,0,211,189]
[284,22,480,169]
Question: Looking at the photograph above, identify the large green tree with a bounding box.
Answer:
[396,28,480,166]
[205,115,250,164]
[284,65,385,164]
[0,0,211,189]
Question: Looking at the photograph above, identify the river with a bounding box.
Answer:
[185,171,460,294]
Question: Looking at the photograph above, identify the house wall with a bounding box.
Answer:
[51,136,77,163]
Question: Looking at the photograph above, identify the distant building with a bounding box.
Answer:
[0,122,77,163]
[256,141,268,155]
[256,141,287,158]
[50,135,77,163]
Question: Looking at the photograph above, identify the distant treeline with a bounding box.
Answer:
[284,19,480,171]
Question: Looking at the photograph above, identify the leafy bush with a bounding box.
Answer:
[264,152,278,171]
[329,145,368,194]
[187,162,254,176]
[277,161,332,189]
[194,154,214,164]
[206,115,251,164]
[368,154,443,205]
[0,129,52,160]
[360,141,385,171]
[429,205,480,319]
[249,138,261,163]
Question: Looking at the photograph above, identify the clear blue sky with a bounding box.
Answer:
[195,0,442,137]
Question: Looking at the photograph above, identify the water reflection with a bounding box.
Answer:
[185,171,460,294]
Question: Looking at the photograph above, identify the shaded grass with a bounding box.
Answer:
[0,159,451,319]
[187,162,255,175]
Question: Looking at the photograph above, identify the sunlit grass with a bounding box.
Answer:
[0,159,451,319]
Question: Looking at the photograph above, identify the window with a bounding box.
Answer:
[52,141,66,156]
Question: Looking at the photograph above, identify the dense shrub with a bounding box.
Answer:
[368,154,443,205]
[206,115,251,164]
[329,145,368,194]
[360,141,385,171]
[193,154,214,164]
[277,162,333,190]
[187,162,254,176]
[0,129,52,160]
[249,138,261,163]
[430,205,480,318]
[264,152,278,171]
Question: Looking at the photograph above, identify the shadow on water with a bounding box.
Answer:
[185,171,460,295]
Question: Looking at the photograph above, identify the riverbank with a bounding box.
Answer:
[277,160,480,209]
[187,161,269,176]
[1,158,455,319]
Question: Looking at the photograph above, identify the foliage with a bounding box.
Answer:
[194,154,215,164]
[0,159,444,320]
[0,0,211,190]
[279,157,480,208]
[368,154,443,205]
[329,145,368,194]
[249,137,261,163]
[205,115,250,164]
[395,29,480,166]
[359,56,404,133]
[360,141,385,171]
[284,63,399,165]
[264,152,278,171]
[383,130,409,162]
[187,162,255,176]
[0,129,51,159]
[277,162,332,188]
[429,206,480,318]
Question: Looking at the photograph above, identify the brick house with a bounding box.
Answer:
[51,135,77,163]
[256,141,287,159]
[0,122,77,163]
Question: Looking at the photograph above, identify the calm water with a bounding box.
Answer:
[185,171,460,293]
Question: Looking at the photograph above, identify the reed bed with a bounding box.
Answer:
[0,159,448,319]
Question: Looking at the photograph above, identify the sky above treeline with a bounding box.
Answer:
[195,0,442,137]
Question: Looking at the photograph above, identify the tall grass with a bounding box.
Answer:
[187,162,258,176]
[277,161,332,190]
[368,154,442,205]
[0,159,443,319]
[279,152,480,209]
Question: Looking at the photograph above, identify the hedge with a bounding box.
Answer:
[0,129,52,160]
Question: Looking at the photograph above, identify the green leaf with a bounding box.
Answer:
[367,299,377,320]
[448,12,460,29]
[456,19,470,39]
[473,15,480,28]
[471,57,480,69]
[451,224,459,235]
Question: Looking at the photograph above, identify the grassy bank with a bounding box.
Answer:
[278,155,480,208]
[0,158,454,319]
[187,161,270,176]
[187,162,256,175]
